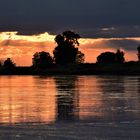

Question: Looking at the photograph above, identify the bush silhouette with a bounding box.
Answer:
[53,31,84,65]
[97,52,116,63]
[32,51,53,68]
[3,58,15,67]
[97,49,125,64]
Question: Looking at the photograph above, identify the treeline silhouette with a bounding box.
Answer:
[31,31,85,68]
[0,30,140,75]
[0,58,15,68]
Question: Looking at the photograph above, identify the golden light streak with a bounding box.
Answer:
[0,32,55,42]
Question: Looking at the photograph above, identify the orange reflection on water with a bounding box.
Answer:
[78,76,104,120]
[0,76,56,124]
[1,75,140,125]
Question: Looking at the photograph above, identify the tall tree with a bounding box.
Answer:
[53,31,84,65]
[32,51,53,68]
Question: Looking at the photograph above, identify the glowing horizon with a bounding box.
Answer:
[0,31,139,66]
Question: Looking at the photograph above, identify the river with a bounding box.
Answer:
[0,75,140,139]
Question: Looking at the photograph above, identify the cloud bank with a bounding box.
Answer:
[0,0,140,38]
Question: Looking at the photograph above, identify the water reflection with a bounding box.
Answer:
[78,76,140,122]
[78,76,104,120]
[0,76,56,124]
[0,76,140,125]
[97,76,127,122]
[55,76,79,122]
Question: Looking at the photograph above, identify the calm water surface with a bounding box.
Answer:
[0,75,140,125]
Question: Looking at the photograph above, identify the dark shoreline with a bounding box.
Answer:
[0,62,140,76]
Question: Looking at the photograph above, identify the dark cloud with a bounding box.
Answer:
[106,39,140,51]
[75,26,140,38]
[80,38,140,51]
[0,0,140,37]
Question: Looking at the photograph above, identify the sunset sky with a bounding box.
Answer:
[0,0,140,66]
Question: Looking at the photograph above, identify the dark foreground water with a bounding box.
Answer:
[0,75,140,139]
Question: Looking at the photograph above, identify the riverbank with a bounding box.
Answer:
[0,62,140,75]
[0,122,140,140]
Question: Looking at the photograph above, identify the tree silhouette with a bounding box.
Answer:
[97,52,116,63]
[76,51,85,63]
[97,49,125,64]
[137,44,140,61]
[3,58,15,67]
[0,61,2,67]
[115,49,125,63]
[53,31,84,65]
[32,51,53,68]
